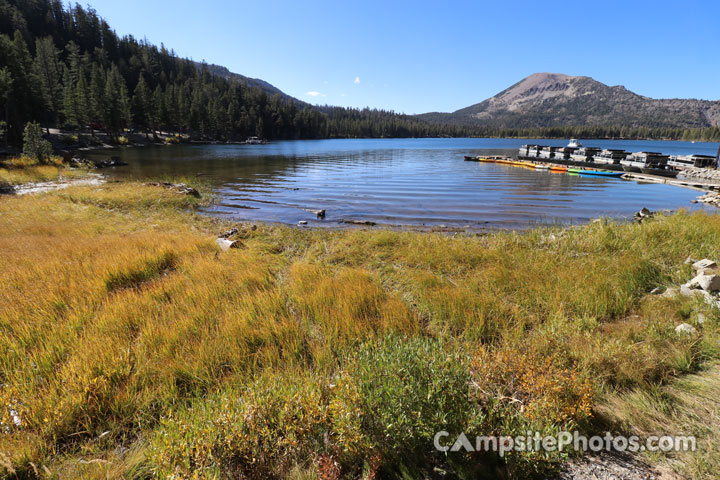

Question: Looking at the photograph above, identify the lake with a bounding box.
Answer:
[89,138,718,229]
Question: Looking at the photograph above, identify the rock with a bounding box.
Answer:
[650,287,663,295]
[692,273,720,292]
[251,224,257,231]
[634,207,654,219]
[697,313,706,325]
[216,237,241,251]
[693,259,717,271]
[661,287,678,298]
[93,157,128,168]
[298,220,308,225]
[301,208,326,218]
[342,220,376,226]
[219,228,238,238]
[680,283,703,298]
[146,182,201,198]
[684,255,697,265]
[675,323,697,335]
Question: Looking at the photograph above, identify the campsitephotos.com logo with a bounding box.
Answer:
[434,431,696,457]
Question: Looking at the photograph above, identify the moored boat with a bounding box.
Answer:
[621,152,668,174]
[464,155,478,161]
[576,169,625,177]
[550,166,567,172]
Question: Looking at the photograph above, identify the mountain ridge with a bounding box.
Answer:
[418,73,720,129]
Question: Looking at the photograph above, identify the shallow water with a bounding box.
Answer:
[89,138,717,229]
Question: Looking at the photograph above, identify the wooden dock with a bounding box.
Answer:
[620,172,720,192]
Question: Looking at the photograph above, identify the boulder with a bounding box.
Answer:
[684,256,697,265]
[691,273,720,292]
[680,283,704,298]
[675,323,697,335]
[219,228,238,238]
[216,237,241,251]
[697,313,706,325]
[298,220,308,225]
[661,287,678,299]
[693,259,717,271]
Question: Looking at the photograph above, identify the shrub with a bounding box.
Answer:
[22,122,53,163]
[340,336,475,472]
[61,134,79,144]
[116,135,129,145]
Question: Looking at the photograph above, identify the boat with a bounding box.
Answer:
[463,155,478,161]
[245,136,266,144]
[576,169,625,178]
[570,147,601,164]
[668,154,716,169]
[594,149,627,166]
[477,157,498,162]
[567,138,582,148]
[550,166,567,172]
[534,164,550,170]
[567,168,581,174]
[621,152,669,173]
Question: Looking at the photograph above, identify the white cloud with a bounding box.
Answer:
[354,76,360,84]
[306,91,321,97]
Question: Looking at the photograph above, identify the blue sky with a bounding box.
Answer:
[86,0,720,114]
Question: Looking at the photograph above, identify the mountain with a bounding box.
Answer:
[194,62,303,103]
[419,73,720,129]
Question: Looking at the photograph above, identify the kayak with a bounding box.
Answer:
[576,169,625,177]
[477,157,497,163]
[550,166,567,172]
[534,164,550,170]
[463,156,478,161]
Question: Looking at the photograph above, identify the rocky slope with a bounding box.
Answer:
[419,73,720,129]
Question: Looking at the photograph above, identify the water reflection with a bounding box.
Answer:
[86,139,714,229]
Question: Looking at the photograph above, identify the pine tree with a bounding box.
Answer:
[131,73,151,137]
[103,65,130,138]
[33,36,63,128]
[62,67,78,127]
[88,63,105,134]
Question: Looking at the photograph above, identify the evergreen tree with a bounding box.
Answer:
[103,65,130,138]
[33,36,62,128]
[131,73,152,136]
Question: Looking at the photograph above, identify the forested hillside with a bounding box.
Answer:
[0,0,473,145]
[2,1,720,146]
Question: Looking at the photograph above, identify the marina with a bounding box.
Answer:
[465,138,720,192]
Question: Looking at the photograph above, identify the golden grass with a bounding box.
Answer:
[0,181,719,478]
[600,364,720,480]
[0,155,86,186]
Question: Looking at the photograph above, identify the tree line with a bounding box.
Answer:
[0,0,480,146]
[1,0,718,147]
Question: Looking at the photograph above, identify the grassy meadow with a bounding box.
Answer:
[0,156,89,188]
[0,179,719,479]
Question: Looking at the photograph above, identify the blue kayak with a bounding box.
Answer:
[576,170,625,177]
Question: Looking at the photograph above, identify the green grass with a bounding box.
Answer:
[0,181,719,478]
